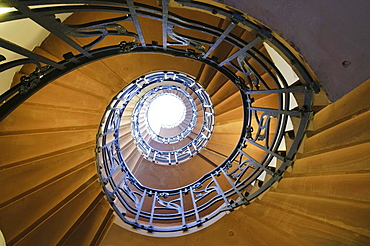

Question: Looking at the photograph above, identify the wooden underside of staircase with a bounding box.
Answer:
[0,5,369,245]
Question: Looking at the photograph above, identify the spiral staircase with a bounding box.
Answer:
[0,1,369,245]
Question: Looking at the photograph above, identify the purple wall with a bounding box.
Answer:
[215,0,370,101]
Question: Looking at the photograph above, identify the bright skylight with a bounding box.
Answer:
[147,94,186,134]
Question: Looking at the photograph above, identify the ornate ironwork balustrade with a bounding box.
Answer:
[0,0,318,235]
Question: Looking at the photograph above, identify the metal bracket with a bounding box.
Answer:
[19,65,50,94]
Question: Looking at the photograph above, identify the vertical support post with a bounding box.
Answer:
[202,22,236,59]
[218,37,261,67]
[190,187,200,222]
[221,168,244,200]
[134,189,147,223]
[5,0,92,57]
[162,0,169,50]
[0,38,64,69]
[149,191,157,227]
[179,190,186,227]
[211,174,230,205]
[127,0,146,47]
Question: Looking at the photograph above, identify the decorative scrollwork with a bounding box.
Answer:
[65,16,138,51]
[167,25,206,53]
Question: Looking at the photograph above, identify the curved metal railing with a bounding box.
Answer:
[116,71,214,165]
[0,0,319,235]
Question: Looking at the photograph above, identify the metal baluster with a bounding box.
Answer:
[134,189,147,224]
[220,169,244,201]
[190,187,200,222]
[162,0,169,50]
[244,138,285,161]
[179,190,186,228]
[202,22,236,59]
[0,38,64,69]
[126,0,146,47]
[5,0,92,57]
[218,37,261,67]
[239,149,274,176]
[211,174,229,205]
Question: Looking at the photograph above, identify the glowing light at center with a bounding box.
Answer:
[147,94,186,134]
